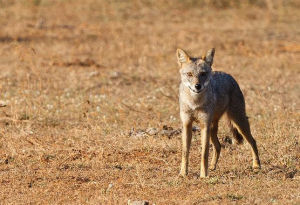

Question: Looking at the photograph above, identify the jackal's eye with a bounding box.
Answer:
[186,72,193,77]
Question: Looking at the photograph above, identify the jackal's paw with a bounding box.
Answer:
[253,163,261,170]
[200,172,209,178]
[200,174,209,178]
[209,165,217,171]
[179,171,187,177]
[179,166,188,177]
[252,164,261,172]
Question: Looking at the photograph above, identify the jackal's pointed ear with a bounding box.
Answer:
[176,48,190,66]
[205,48,215,66]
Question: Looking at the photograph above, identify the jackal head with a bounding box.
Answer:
[176,48,215,94]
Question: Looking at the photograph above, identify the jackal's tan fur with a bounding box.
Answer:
[177,48,261,178]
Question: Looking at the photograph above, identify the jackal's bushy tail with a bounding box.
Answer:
[228,121,244,144]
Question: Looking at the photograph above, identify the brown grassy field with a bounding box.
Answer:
[0,0,299,204]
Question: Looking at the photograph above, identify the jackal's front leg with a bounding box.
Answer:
[200,126,210,178]
[179,113,193,177]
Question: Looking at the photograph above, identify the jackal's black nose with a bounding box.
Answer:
[195,84,201,90]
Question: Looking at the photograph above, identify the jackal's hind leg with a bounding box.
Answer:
[229,113,261,169]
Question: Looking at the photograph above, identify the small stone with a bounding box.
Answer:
[110,71,122,79]
[134,130,147,138]
[162,125,173,130]
[146,127,158,136]
[0,100,7,107]
[160,128,181,138]
[173,129,181,135]
[127,200,149,205]
[160,125,174,137]
[128,128,135,136]
[106,183,113,192]
[129,129,148,139]
[88,71,99,78]
[160,129,174,137]
[284,170,297,179]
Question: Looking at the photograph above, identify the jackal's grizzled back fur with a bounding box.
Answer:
[209,71,247,144]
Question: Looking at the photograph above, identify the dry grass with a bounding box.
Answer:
[0,0,299,204]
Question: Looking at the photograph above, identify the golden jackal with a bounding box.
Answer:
[177,48,261,178]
